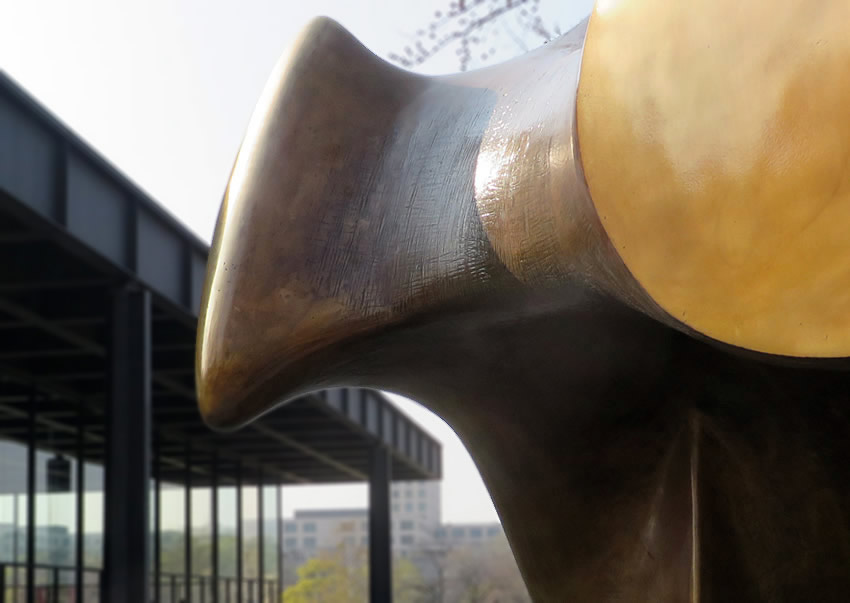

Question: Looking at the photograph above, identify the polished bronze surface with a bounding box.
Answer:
[197,7,850,601]
[579,0,850,357]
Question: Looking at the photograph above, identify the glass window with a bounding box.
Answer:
[487,526,501,538]
[240,485,257,580]
[418,503,426,512]
[392,491,399,499]
[404,503,413,512]
[392,504,399,513]
[36,448,77,567]
[262,485,278,580]
[435,528,446,539]
[302,522,316,533]
[218,485,237,581]
[192,486,212,579]
[302,537,316,549]
[159,482,186,579]
[452,528,465,539]
[400,535,414,545]
[284,538,297,549]
[418,488,426,498]
[470,527,483,538]
[0,437,30,594]
[400,520,414,531]
[285,523,297,533]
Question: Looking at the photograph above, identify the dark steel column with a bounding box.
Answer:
[75,406,85,603]
[103,287,152,603]
[154,436,162,603]
[236,463,243,603]
[185,442,193,603]
[369,445,392,603]
[276,484,283,601]
[25,390,36,603]
[211,453,219,603]
[257,470,264,600]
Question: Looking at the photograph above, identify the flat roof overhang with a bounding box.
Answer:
[0,71,441,486]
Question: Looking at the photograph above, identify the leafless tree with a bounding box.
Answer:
[387,0,563,72]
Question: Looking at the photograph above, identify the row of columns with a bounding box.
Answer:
[101,287,394,603]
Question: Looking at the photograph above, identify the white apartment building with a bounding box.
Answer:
[282,480,442,558]
[281,480,504,558]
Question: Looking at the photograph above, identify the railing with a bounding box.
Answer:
[0,564,279,603]
[156,573,280,603]
[0,562,101,603]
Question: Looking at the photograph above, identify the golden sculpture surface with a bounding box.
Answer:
[197,1,850,600]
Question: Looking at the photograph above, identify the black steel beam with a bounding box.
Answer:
[258,469,264,599]
[212,452,219,603]
[75,404,85,603]
[369,445,392,603]
[154,435,162,603]
[25,389,36,603]
[185,441,193,603]
[236,462,243,603]
[103,287,152,603]
[277,484,283,600]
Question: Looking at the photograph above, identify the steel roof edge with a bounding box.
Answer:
[0,70,209,254]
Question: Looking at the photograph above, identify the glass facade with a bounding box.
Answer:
[0,417,286,603]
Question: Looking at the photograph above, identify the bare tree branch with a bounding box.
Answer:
[388,0,560,72]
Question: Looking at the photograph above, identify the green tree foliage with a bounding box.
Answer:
[283,547,425,603]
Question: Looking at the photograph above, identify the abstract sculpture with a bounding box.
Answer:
[196,1,850,599]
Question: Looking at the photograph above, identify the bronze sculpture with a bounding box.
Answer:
[196,1,850,600]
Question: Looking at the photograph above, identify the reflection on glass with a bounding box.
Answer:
[0,438,29,598]
[192,487,212,601]
[241,485,257,601]
[261,485,278,602]
[35,435,78,599]
[83,462,104,571]
[159,482,185,600]
[218,485,237,601]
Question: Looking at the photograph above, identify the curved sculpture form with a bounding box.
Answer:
[197,2,850,600]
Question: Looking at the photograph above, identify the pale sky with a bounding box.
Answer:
[0,0,594,524]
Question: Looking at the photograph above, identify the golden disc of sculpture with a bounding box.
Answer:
[578,0,850,357]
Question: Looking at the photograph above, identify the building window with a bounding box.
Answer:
[470,528,483,538]
[405,503,413,512]
[285,523,297,533]
[392,491,399,498]
[400,535,414,545]
[418,503,426,512]
[392,503,399,513]
[435,528,446,539]
[303,522,316,533]
[400,520,414,531]
[419,487,426,498]
[487,526,501,537]
[303,537,317,549]
[452,528,465,539]
[284,538,297,549]
[405,489,412,498]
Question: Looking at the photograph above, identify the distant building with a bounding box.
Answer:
[433,522,504,550]
[282,480,503,563]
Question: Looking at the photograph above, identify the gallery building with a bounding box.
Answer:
[0,72,441,603]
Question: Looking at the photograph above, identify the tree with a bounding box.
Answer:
[282,547,426,603]
[388,0,565,72]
